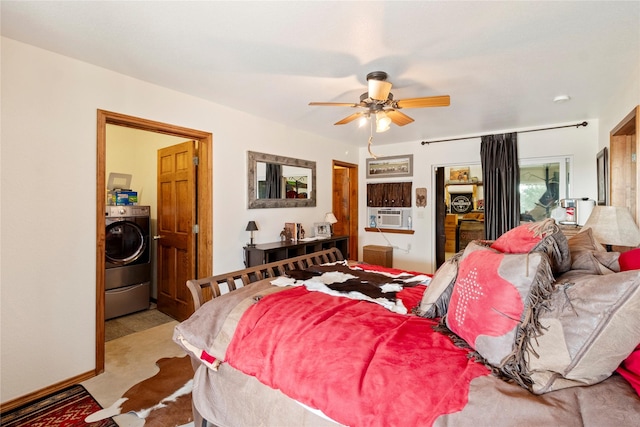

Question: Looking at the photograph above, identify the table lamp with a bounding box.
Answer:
[325,212,338,236]
[246,221,259,247]
[581,206,640,250]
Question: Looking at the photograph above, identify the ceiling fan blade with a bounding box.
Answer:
[368,80,392,101]
[335,112,365,125]
[309,102,359,107]
[396,95,450,109]
[386,110,414,126]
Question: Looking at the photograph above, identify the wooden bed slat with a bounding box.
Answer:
[186,248,344,311]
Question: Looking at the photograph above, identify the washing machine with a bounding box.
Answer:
[105,205,151,319]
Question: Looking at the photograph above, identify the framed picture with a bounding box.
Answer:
[366,155,413,178]
[416,187,427,207]
[314,222,331,239]
[596,147,608,206]
[284,222,297,241]
[449,167,470,183]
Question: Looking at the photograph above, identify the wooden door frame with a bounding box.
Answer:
[610,105,639,224]
[332,160,358,260]
[96,110,212,374]
[435,167,446,268]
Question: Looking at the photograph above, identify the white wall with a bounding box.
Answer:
[596,57,640,149]
[0,38,357,402]
[358,120,600,274]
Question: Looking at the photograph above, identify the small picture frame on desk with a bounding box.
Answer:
[314,222,331,239]
[284,222,297,241]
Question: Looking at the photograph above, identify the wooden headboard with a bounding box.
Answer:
[186,247,344,310]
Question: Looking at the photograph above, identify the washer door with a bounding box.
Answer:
[105,220,146,265]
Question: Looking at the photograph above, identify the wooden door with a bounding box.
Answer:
[333,167,349,239]
[332,161,358,260]
[610,106,639,224]
[157,140,197,321]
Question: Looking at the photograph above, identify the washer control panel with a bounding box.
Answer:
[105,205,150,217]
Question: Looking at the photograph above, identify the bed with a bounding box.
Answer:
[174,221,640,427]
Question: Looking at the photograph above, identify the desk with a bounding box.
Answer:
[244,236,349,267]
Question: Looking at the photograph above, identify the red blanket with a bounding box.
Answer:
[225,285,490,427]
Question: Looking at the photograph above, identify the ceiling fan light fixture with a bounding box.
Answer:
[376,112,391,132]
[368,79,392,101]
[358,115,369,127]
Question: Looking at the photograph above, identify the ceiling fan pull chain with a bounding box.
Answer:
[367,119,378,158]
[367,135,378,159]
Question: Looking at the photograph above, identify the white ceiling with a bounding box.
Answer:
[2,1,639,146]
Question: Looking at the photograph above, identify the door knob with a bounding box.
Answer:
[153,235,163,240]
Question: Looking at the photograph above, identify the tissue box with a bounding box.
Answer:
[114,191,138,205]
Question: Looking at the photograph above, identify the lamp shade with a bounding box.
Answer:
[325,212,338,224]
[245,221,258,231]
[368,79,392,101]
[375,112,391,133]
[582,206,640,247]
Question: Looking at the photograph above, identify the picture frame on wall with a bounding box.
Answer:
[596,147,608,206]
[366,154,413,178]
[449,167,470,183]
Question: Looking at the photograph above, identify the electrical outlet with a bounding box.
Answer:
[407,243,412,251]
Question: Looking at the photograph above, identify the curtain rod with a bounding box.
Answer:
[420,121,588,145]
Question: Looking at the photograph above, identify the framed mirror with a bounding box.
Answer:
[248,151,316,209]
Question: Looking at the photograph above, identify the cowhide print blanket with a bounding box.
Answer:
[271,262,431,314]
[86,355,193,427]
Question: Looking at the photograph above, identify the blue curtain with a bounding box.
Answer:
[481,133,520,240]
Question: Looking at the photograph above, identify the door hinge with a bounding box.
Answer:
[193,156,199,166]
[192,224,199,234]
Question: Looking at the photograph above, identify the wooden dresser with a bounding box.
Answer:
[244,236,349,267]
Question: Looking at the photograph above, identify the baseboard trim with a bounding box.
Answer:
[0,370,95,413]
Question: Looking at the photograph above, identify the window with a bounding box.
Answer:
[519,157,571,222]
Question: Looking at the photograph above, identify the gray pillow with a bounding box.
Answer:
[525,270,640,394]
[415,252,461,318]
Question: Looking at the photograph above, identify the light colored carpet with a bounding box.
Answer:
[83,321,193,427]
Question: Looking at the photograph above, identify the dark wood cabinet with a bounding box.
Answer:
[367,182,412,207]
[244,236,349,267]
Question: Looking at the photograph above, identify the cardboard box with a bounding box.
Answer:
[115,191,138,205]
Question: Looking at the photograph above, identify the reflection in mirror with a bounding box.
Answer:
[248,151,316,209]
[256,163,313,199]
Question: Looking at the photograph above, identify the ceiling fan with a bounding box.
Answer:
[309,71,450,133]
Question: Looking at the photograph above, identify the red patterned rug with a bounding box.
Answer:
[0,384,116,427]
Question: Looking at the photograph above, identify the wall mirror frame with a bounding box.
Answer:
[248,151,317,209]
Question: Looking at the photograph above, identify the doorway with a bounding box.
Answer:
[95,110,212,374]
[434,163,483,268]
[332,160,358,260]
